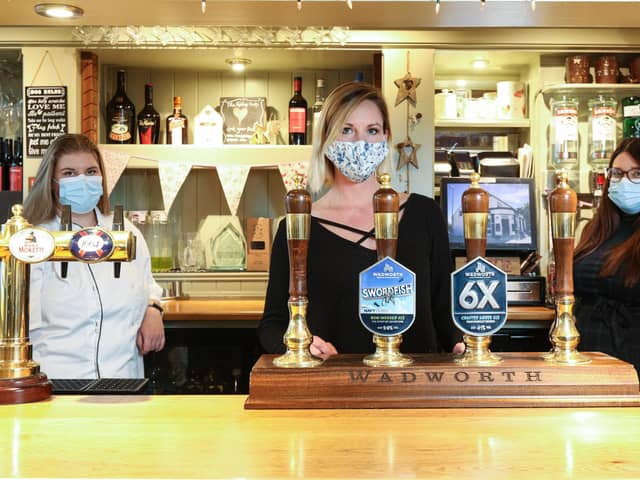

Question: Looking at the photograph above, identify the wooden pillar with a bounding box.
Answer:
[80,52,98,144]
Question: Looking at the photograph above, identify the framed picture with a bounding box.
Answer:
[219,97,267,144]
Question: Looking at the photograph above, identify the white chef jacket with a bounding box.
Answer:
[29,209,163,379]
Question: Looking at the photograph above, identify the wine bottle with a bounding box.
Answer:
[288,76,307,145]
[166,96,189,145]
[310,78,325,144]
[0,138,5,192]
[106,70,136,144]
[9,136,23,192]
[2,138,12,191]
[138,83,161,144]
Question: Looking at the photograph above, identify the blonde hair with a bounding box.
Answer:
[308,81,392,193]
[23,134,110,225]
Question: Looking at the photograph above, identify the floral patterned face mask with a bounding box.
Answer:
[325,140,389,183]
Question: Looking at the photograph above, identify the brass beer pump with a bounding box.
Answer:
[0,204,136,404]
[455,172,502,366]
[363,173,413,367]
[273,176,323,368]
[545,170,590,365]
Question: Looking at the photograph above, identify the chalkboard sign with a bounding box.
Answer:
[220,97,267,144]
[25,86,68,157]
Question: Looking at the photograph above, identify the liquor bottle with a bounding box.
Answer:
[9,136,23,192]
[137,83,160,144]
[166,96,188,145]
[288,76,307,145]
[622,96,640,139]
[588,95,617,166]
[106,70,136,144]
[2,138,12,191]
[309,78,325,145]
[548,96,579,169]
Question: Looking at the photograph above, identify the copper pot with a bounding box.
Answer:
[595,55,619,83]
[565,55,592,83]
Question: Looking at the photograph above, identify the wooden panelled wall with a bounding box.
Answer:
[102,64,373,233]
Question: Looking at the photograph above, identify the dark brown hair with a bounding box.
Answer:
[574,137,640,286]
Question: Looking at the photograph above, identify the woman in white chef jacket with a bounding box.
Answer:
[23,134,165,379]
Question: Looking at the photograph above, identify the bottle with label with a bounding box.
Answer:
[288,76,307,145]
[137,83,160,144]
[106,70,136,144]
[166,96,189,145]
[622,96,640,139]
[309,78,325,144]
[548,96,579,169]
[2,138,13,191]
[9,136,22,192]
[588,95,617,166]
[0,138,5,191]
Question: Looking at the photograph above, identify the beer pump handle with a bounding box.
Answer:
[285,176,311,301]
[549,171,577,297]
[373,173,399,261]
[112,205,124,278]
[60,205,72,278]
[462,172,489,262]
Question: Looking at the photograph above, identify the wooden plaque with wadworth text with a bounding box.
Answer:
[245,352,640,409]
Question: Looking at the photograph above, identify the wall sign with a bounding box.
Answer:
[25,86,68,157]
[219,97,266,144]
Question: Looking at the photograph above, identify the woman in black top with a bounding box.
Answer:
[259,81,464,359]
[574,138,640,374]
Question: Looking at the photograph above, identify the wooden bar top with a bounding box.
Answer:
[2,395,640,478]
[162,297,555,323]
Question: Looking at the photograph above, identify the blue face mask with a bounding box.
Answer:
[57,175,104,214]
[608,178,640,215]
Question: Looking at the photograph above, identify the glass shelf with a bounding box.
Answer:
[435,119,530,128]
[540,83,640,108]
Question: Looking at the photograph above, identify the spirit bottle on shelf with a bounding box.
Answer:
[9,136,22,192]
[288,76,307,145]
[137,83,160,144]
[309,78,325,144]
[106,70,136,144]
[622,96,640,139]
[588,95,617,165]
[166,96,189,145]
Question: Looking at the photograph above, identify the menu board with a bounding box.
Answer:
[25,86,68,157]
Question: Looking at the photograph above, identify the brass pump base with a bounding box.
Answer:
[545,296,591,365]
[454,334,502,366]
[363,334,414,367]
[272,300,323,368]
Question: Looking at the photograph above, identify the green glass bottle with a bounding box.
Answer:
[622,96,640,138]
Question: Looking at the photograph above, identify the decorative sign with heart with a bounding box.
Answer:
[220,97,267,144]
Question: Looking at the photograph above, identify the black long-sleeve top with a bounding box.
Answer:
[574,213,640,374]
[258,193,462,355]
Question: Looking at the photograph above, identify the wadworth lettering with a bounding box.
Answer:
[347,369,544,384]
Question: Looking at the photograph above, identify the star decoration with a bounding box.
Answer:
[396,137,421,169]
[394,72,421,107]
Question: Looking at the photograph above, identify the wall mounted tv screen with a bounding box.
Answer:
[439,177,538,253]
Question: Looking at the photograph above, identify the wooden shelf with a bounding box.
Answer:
[99,144,312,169]
[540,83,640,107]
[435,118,530,128]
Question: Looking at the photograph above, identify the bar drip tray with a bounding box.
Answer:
[50,378,149,394]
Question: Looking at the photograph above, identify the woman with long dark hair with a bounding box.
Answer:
[574,138,640,373]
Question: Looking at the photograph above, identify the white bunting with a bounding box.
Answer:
[99,148,130,195]
[278,161,309,191]
[216,164,251,216]
[157,159,192,215]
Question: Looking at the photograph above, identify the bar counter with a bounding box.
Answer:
[1,395,640,478]
[162,297,555,327]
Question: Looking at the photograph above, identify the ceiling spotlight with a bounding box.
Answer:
[226,58,251,73]
[34,3,84,19]
[471,58,489,69]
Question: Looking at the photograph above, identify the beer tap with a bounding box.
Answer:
[272,175,323,368]
[0,204,137,404]
[455,172,502,366]
[59,205,71,278]
[112,205,124,278]
[363,173,413,367]
[545,170,590,365]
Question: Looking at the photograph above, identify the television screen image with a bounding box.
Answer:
[440,177,537,253]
